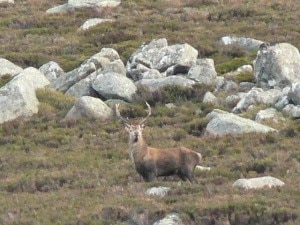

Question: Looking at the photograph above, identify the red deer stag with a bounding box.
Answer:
[116,102,202,183]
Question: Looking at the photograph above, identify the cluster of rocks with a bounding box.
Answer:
[1,37,300,135]
[145,175,285,223]
[1,36,295,223]
[146,176,285,199]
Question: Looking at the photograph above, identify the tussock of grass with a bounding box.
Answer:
[36,88,75,117]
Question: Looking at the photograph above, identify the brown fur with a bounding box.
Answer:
[126,124,201,183]
[116,103,202,183]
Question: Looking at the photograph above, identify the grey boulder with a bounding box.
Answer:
[0,58,22,78]
[92,72,137,102]
[65,96,113,120]
[206,110,277,136]
[135,76,195,92]
[0,67,49,124]
[254,43,300,88]
[233,176,285,190]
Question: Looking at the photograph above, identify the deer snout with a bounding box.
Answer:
[133,131,139,142]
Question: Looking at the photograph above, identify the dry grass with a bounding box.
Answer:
[0,89,299,224]
[0,0,299,70]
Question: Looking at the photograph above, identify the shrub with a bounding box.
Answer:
[172,129,187,141]
[134,84,213,105]
[280,128,297,138]
[241,104,268,120]
[197,102,217,116]
[118,103,150,119]
[208,7,259,21]
[163,85,194,102]
[246,158,275,174]
[185,118,209,136]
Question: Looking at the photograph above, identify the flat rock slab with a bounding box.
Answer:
[145,186,170,197]
[221,36,263,51]
[47,0,121,14]
[79,18,115,30]
[206,110,277,136]
[233,176,285,190]
[153,213,184,225]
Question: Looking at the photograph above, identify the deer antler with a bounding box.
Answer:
[139,102,151,125]
[115,104,130,125]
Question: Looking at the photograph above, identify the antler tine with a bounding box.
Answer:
[139,102,151,125]
[115,104,130,124]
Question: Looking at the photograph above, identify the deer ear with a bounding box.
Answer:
[140,124,146,129]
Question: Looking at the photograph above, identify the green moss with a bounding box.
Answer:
[234,71,256,83]
[216,57,251,74]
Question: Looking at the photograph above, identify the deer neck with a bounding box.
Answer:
[128,135,148,162]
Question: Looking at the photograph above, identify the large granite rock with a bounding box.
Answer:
[92,72,137,102]
[48,48,121,93]
[288,82,300,105]
[65,72,99,98]
[48,57,97,93]
[0,0,14,4]
[0,67,49,124]
[127,38,198,79]
[254,43,300,89]
[206,109,277,136]
[135,76,195,92]
[65,96,113,120]
[282,104,300,119]
[153,213,184,225]
[39,61,64,82]
[255,108,284,122]
[47,0,121,13]
[221,36,264,51]
[233,88,282,113]
[233,176,285,190]
[187,58,217,85]
[0,58,22,78]
[68,0,121,8]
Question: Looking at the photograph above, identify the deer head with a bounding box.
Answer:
[115,102,151,143]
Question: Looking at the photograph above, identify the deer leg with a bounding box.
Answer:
[180,167,198,183]
[187,174,198,184]
[177,171,188,182]
[143,172,156,182]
